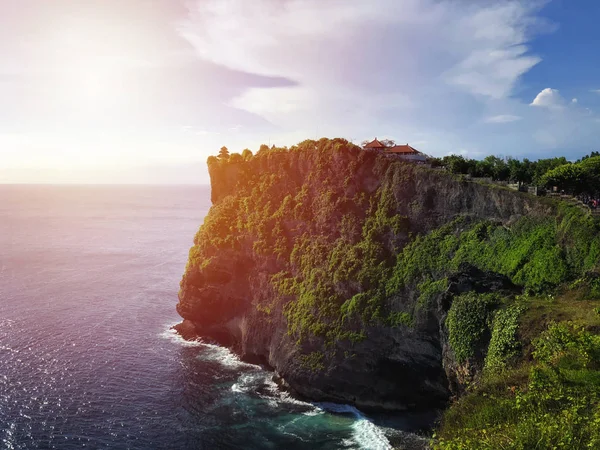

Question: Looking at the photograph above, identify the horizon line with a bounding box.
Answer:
[0,182,211,186]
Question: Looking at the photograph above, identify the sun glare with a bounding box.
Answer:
[47,22,131,107]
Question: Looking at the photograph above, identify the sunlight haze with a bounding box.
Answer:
[1,0,599,183]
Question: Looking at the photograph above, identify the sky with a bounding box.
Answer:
[1,0,600,184]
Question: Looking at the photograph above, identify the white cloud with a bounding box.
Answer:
[176,0,600,160]
[591,89,600,94]
[484,114,522,123]
[230,86,318,117]
[530,88,566,110]
[572,98,578,103]
[446,45,540,99]
[180,0,549,124]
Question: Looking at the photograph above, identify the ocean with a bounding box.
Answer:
[0,185,427,449]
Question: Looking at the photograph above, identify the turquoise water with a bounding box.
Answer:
[0,185,428,449]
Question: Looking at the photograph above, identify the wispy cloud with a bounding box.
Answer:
[484,114,523,123]
[179,0,549,134]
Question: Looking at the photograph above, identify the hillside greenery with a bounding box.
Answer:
[200,139,600,449]
[431,152,600,196]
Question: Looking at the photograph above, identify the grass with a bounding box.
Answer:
[518,288,600,356]
[434,287,600,449]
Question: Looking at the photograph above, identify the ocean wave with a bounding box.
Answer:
[231,372,264,393]
[160,323,261,370]
[159,326,205,347]
[197,342,261,370]
[161,324,393,449]
[315,403,392,450]
[259,376,328,418]
[301,409,324,417]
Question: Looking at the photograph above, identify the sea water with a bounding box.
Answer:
[0,185,428,449]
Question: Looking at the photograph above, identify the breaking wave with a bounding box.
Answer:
[316,403,393,450]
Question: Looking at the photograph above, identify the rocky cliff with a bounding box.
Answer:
[175,138,599,415]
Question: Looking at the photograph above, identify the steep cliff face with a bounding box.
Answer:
[176,138,598,412]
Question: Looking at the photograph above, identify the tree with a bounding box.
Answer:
[229,153,243,163]
[242,149,253,160]
[429,157,444,168]
[532,157,569,185]
[442,155,470,174]
[520,158,534,185]
[539,164,585,195]
[579,151,600,162]
[507,157,522,184]
[539,156,600,195]
[483,155,509,181]
[219,146,230,159]
[578,156,600,195]
[475,159,493,178]
[508,158,534,185]
[381,139,396,148]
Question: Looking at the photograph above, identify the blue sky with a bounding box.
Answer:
[0,0,599,183]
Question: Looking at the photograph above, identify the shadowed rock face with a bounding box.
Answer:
[176,140,553,412]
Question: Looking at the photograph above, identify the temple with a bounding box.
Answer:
[362,138,387,150]
[362,138,427,163]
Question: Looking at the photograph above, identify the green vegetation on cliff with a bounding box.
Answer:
[436,317,600,450]
[431,152,600,196]
[181,138,600,449]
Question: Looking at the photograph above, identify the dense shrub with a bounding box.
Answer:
[417,277,448,310]
[446,293,498,363]
[436,320,600,449]
[484,304,525,371]
[533,322,600,369]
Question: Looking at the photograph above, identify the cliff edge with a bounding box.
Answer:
[175,138,600,420]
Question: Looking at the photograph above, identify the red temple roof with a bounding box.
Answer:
[385,144,421,154]
[363,138,387,149]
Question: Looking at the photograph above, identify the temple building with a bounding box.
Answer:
[362,138,387,150]
[362,139,427,163]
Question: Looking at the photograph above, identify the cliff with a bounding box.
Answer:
[175,139,600,444]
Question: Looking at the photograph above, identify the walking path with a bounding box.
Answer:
[547,193,600,217]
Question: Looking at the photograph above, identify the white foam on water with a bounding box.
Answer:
[159,326,205,347]
[280,430,310,442]
[230,382,245,393]
[261,375,322,413]
[316,403,392,450]
[351,418,393,450]
[198,342,261,370]
[161,325,392,449]
[160,324,261,369]
[232,371,392,449]
[301,409,324,417]
[230,372,263,393]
